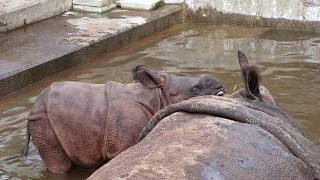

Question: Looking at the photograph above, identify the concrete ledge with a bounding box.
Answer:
[0,5,183,98]
[0,0,72,32]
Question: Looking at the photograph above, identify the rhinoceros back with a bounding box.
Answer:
[46,81,107,168]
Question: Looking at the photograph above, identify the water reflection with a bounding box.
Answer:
[0,24,320,179]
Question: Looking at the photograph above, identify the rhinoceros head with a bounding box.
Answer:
[132,65,225,104]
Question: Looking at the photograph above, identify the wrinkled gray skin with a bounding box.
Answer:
[21,65,225,174]
[88,52,320,180]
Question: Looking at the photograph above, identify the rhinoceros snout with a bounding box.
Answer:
[213,85,225,96]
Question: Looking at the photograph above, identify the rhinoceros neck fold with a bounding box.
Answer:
[135,75,173,118]
[158,86,172,109]
[135,86,173,119]
[158,75,173,108]
[102,80,175,159]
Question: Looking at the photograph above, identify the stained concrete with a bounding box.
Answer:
[0,0,72,32]
[167,0,320,21]
[187,8,320,32]
[167,0,320,31]
[0,5,183,98]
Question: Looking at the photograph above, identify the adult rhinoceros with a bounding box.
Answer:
[88,52,320,180]
[21,65,225,174]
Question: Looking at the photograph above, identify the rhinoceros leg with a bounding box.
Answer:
[27,88,72,173]
[29,116,72,174]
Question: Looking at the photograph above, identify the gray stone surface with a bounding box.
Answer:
[0,5,183,97]
[0,0,72,32]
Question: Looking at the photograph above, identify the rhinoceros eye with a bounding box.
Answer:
[191,85,201,95]
[204,79,213,87]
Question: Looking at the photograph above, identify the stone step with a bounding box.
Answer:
[72,0,117,13]
[72,0,165,13]
[72,4,117,13]
[119,0,164,10]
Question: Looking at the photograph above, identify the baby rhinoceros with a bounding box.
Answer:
[21,65,225,174]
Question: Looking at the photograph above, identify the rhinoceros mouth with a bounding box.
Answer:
[213,87,225,96]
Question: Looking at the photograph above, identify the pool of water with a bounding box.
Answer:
[0,24,320,179]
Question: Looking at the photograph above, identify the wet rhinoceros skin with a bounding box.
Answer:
[88,112,315,180]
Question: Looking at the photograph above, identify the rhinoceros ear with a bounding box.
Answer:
[132,65,165,88]
[244,66,261,99]
[238,51,277,106]
[238,51,249,69]
[238,51,260,99]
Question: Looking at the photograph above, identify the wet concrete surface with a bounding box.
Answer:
[0,5,183,98]
[0,24,320,179]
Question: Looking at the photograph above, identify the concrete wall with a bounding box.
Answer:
[0,0,72,32]
[165,0,320,31]
[167,0,320,21]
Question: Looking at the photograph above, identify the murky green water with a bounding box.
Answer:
[1,24,320,179]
